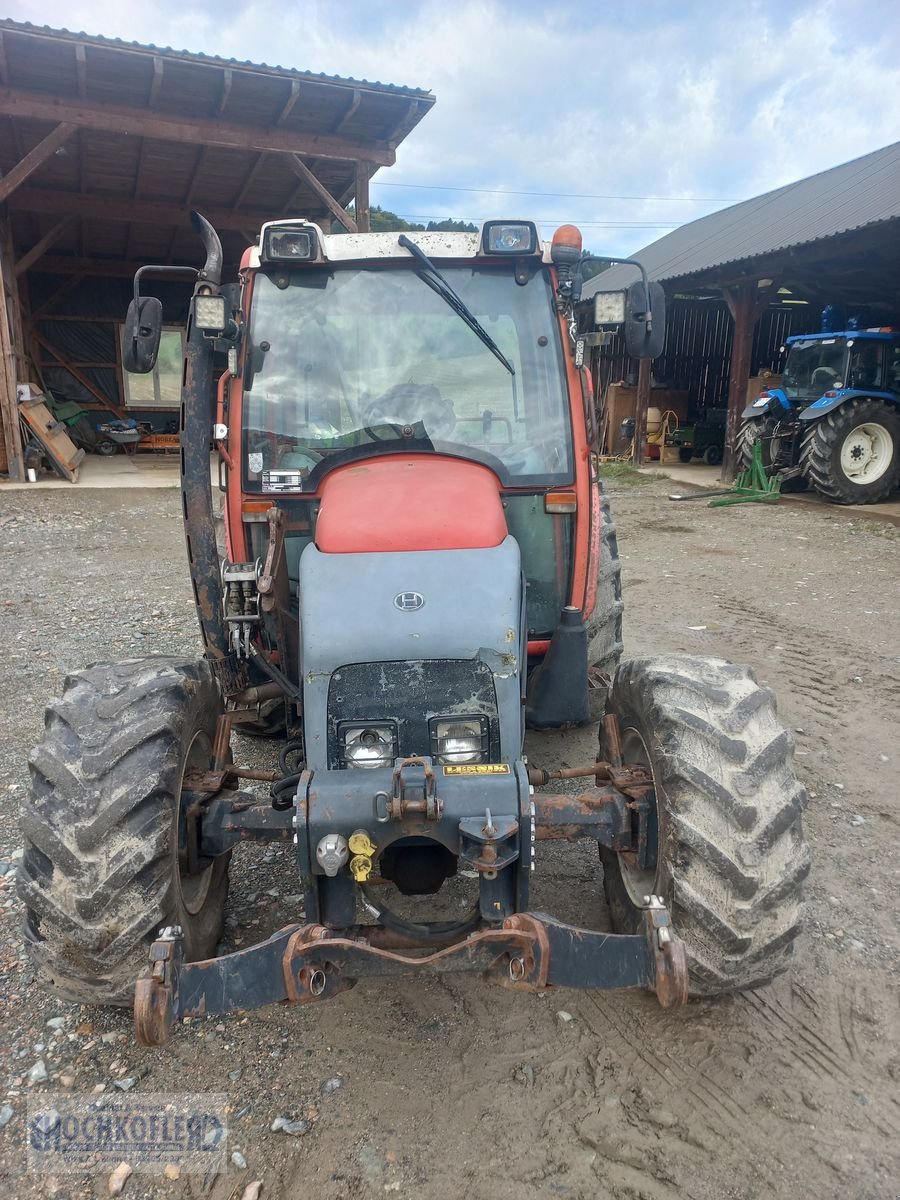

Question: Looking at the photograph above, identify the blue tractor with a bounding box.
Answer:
[738,328,900,504]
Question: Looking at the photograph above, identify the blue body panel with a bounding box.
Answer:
[741,387,793,421]
[798,388,900,421]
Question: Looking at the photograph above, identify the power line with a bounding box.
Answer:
[396,214,682,229]
[371,180,743,204]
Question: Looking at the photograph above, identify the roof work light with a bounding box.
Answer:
[261,222,321,263]
[481,221,539,255]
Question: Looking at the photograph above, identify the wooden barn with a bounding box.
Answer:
[0,20,434,479]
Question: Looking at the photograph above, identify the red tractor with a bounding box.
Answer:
[19,215,808,1044]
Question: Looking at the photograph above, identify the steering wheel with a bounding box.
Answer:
[362,382,456,440]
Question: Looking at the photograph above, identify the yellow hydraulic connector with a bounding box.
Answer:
[349,855,372,882]
[348,830,377,882]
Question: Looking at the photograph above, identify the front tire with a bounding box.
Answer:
[585,482,624,677]
[18,657,230,1006]
[800,399,900,504]
[600,656,809,995]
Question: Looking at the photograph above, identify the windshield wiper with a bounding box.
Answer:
[398,234,515,376]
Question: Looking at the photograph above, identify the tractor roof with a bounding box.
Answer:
[786,330,899,344]
[245,223,554,268]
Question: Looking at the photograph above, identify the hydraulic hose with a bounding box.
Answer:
[359,882,482,943]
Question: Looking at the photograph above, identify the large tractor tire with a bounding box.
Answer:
[737,416,805,492]
[18,657,230,1006]
[586,483,624,677]
[800,398,900,505]
[600,656,809,995]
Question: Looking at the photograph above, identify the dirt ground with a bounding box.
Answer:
[0,479,898,1200]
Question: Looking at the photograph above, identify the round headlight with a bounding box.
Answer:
[437,723,483,765]
[345,727,392,769]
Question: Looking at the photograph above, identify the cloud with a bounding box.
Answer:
[5,0,900,255]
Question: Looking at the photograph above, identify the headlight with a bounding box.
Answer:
[261,222,320,262]
[342,724,396,769]
[482,221,538,255]
[430,717,488,765]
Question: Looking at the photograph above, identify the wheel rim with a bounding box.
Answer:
[839,422,894,483]
[617,725,661,906]
[175,730,215,915]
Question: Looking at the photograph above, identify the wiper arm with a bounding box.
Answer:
[398,234,515,376]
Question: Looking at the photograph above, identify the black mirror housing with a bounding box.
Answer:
[624,280,665,359]
[123,296,163,374]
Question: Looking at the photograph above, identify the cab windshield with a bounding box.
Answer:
[782,338,851,401]
[242,264,572,492]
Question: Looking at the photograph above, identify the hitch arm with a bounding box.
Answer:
[134,901,688,1047]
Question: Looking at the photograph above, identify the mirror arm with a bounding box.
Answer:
[132,264,200,307]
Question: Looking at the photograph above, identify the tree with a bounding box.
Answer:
[333,206,478,234]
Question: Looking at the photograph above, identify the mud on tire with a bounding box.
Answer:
[18,657,229,1006]
[600,656,809,994]
[586,481,624,677]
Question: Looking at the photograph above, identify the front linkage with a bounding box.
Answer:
[135,901,686,1047]
[135,712,687,1046]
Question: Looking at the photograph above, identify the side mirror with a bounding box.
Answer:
[624,281,666,360]
[123,296,163,374]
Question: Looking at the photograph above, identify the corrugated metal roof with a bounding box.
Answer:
[0,19,434,98]
[584,140,900,295]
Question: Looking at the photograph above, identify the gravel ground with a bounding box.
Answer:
[0,481,898,1200]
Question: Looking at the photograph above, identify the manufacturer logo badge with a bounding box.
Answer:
[393,591,425,612]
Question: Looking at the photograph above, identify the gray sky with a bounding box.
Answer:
[6,0,900,256]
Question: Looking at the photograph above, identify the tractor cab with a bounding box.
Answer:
[781,331,900,406]
[237,224,578,641]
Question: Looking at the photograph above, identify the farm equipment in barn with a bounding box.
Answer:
[738,327,900,504]
[18,215,809,1045]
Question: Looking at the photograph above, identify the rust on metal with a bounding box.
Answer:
[603,713,623,767]
[532,787,626,842]
[644,902,689,1008]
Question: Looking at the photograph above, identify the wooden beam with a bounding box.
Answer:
[75,44,87,99]
[132,137,148,199]
[0,85,396,166]
[631,357,651,466]
[77,129,88,195]
[32,328,117,409]
[387,99,425,149]
[0,34,7,86]
[184,145,208,205]
[0,236,23,478]
[722,282,757,483]
[0,123,77,204]
[275,79,301,127]
[15,217,74,277]
[165,226,181,264]
[8,186,279,234]
[355,161,370,233]
[233,152,266,210]
[149,57,165,108]
[30,272,87,319]
[286,156,358,232]
[215,68,233,117]
[333,89,360,133]
[35,255,192,278]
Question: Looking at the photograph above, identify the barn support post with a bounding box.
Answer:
[0,221,24,478]
[631,357,652,466]
[722,279,779,482]
[355,162,371,232]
